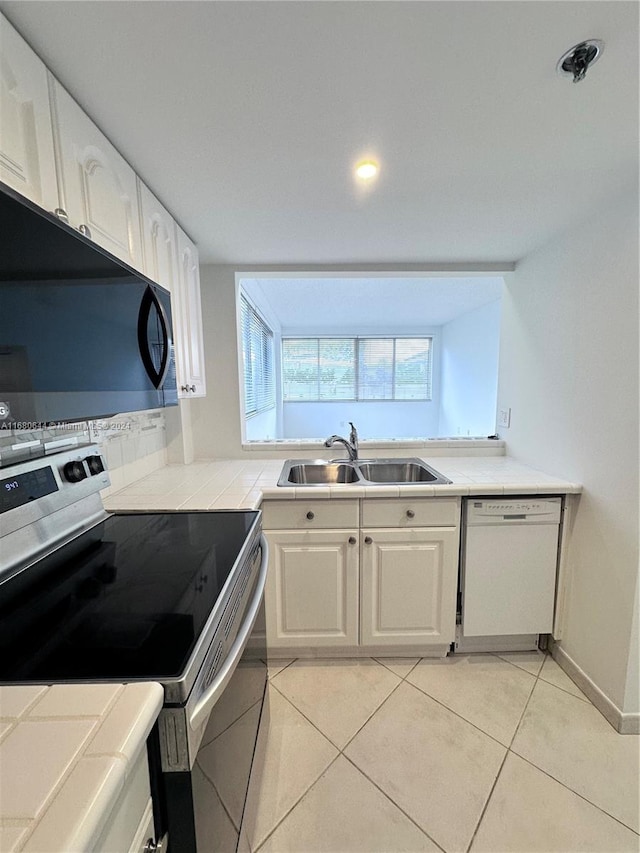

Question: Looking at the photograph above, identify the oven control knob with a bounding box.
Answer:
[63,460,88,483]
[86,455,104,476]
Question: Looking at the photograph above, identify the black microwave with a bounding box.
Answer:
[0,184,178,428]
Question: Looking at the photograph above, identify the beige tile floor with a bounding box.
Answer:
[199,653,640,853]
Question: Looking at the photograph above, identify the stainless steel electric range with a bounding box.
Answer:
[0,444,268,853]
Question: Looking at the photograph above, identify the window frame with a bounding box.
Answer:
[281,335,433,403]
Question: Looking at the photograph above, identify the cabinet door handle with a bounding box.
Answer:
[364,536,373,544]
[306,511,315,520]
[53,208,69,223]
[406,509,415,518]
[78,223,92,238]
[348,536,356,545]
[181,384,197,393]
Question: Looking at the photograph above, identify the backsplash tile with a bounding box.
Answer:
[0,410,168,493]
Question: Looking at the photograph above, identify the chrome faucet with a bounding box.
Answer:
[324,421,359,461]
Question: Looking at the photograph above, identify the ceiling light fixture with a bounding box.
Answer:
[355,160,379,180]
[556,39,604,83]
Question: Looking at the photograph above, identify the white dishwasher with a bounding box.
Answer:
[458,497,562,652]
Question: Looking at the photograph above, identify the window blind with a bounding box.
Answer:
[241,295,275,416]
[282,336,432,402]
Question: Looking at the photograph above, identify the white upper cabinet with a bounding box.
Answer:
[49,79,143,270]
[138,180,179,294]
[0,14,58,211]
[174,224,206,397]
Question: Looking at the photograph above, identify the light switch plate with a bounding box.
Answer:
[498,407,511,428]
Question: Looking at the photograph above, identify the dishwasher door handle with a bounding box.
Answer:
[189,535,269,731]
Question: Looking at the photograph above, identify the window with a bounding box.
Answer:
[282,337,432,402]
[241,295,275,416]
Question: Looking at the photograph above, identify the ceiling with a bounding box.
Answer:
[241,276,503,331]
[1,1,637,265]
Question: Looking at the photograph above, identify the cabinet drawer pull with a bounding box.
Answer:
[78,223,92,238]
[306,511,315,520]
[406,509,415,518]
[348,536,356,545]
[53,208,69,223]
[364,536,373,544]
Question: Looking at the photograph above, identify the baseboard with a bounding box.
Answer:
[265,644,449,660]
[551,643,640,735]
[454,628,539,654]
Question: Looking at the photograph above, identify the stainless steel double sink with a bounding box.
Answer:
[277,458,452,487]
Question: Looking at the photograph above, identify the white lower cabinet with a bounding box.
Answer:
[265,529,359,648]
[94,746,156,853]
[360,527,458,647]
[263,497,460,655]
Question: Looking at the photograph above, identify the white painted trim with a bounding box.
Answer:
[260,644,450,660]
[234,264,516,277]
[552,643,640,735]
[552,493,581,640]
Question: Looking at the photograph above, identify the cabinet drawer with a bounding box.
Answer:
[262,499,359,530]
[362,497,459,528]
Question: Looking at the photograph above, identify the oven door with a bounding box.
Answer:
[154,537,268,853]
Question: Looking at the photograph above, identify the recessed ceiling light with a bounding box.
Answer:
[355,160,379,180]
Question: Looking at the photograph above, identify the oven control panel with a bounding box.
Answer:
[1,466,59,514]
[0,445,110,543]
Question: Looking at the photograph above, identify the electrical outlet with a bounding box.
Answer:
[497,407,511,429]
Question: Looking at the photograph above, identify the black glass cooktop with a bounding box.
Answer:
[0,511,259,682]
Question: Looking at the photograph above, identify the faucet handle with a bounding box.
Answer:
[348,422,359,445]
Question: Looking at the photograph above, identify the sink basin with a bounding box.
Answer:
[277,458,451,486]
[357,459,450,484]
[279,461,360,486]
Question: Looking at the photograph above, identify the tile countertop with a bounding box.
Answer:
[0,682,163,853]
[102,456,582,512]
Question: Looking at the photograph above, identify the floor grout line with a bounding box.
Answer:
[510,750,640,837]
[269,666,404,754]
[252,753,343,853]
[194,757,241,835]
[258,666,447,853]
[340,752,448,853]
[245,656,640,850]
[465,663,539,853]
[402,674,517,751]
[265,657,298,680]
[464,749,510,853]
[199,695,263,750]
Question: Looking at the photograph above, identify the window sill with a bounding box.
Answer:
[241,437,505,453]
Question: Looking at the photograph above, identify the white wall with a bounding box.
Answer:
[246,406,278,441]
[497,193,639,715]
[438,299,501,437]
[192,266,244,457]
[283,400,439,440]
[240,279,282,441]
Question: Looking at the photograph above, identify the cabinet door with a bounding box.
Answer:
[138,180,179,293]
[0,13,58,211]
[265,529,359,649]
[174,224,206,397]
[360,528,458,648]
[49,79,143,269]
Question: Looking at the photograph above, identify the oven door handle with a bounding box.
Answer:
[189,534,269,732]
